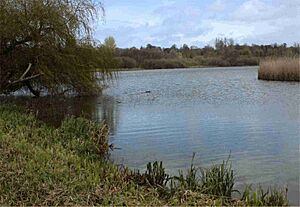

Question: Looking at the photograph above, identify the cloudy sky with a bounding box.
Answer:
[95,0,300,48]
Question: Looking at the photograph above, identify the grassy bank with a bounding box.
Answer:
[258,57,300,81]
[0,105,289,206]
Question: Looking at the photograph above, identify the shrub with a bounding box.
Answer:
[235,56,259,66]
[115,57,137,68]
[205,57,231,67]
[141,59,186,69]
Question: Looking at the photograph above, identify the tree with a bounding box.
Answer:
[171,44,178,50]
[182,44,189,50]
[104,36,116,51]
[0,0,115,96]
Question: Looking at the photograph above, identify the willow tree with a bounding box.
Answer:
[0,0,116,96]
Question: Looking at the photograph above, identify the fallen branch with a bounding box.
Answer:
[20,63,32,80]
[8,63,42,85]
[9,74,41,85]
[6,63,42,96]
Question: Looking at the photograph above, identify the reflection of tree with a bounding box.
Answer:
[1,95,119,135]
[92,96,119,135]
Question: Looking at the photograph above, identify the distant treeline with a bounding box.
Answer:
[115,38,300,69]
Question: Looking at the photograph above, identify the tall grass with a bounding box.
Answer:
[200,158,236,197]
[258,57,300,81]
[242,185,288,206]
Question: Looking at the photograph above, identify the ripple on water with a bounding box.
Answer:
[107,67,299,205]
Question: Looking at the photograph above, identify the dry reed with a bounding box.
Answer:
[258,57,300,81]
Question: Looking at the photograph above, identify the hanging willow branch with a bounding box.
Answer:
[0,0,116,96]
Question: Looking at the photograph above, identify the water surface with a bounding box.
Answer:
[108,67,299,204]
[2,66,299,204]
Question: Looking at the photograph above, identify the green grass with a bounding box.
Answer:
[242,185,289,206]
[0,105,289,206]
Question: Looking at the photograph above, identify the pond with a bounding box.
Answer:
[2,66,299,204]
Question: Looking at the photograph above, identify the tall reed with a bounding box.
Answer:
[258,57,300,81]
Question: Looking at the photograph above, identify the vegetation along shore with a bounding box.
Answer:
[0,105,289,206]
[115,40,299,70]
[258,57,300,81]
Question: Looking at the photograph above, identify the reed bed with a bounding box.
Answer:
[258,57,300,81]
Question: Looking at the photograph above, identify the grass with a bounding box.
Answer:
[0,105,289,206]
[242,185,288,206]
[200,157,236,197]
[258,57,300,81]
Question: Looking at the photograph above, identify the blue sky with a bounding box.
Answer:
[95,0,300,48]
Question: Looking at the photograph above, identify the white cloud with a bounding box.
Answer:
[95,0,300,47]
[230,0,300,44]
[208,0,226,12]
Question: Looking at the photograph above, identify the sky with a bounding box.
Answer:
[94,0,300,48]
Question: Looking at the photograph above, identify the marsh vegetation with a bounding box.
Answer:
[258,57,300,81]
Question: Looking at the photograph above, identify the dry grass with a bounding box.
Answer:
[258,57,300,81]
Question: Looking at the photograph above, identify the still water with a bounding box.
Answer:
[109,67,299,203]
[3,66,300,203]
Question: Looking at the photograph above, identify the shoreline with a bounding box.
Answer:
[115,65,259,72]
[0,105,290,206]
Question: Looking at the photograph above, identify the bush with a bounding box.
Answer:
[204,57,231,67]
[235,56,259,66]
[141,59,186,69]
[115,57,137,68]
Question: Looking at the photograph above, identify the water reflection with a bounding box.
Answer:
[0,95,119,135]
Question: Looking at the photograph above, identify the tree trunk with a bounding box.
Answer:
[25,80,40,97]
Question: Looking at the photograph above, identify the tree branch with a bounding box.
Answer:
[9,74,41,85]
[20,63,32,80]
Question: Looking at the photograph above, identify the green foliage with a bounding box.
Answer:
[142,59,186,69]
[172,153,200,192]
[0,0,116,96]
[125,161,169,190]
[242,185,288,206]
[60,116,111,158]
[170,154,236,199]
[200,158,236,197]
[115,56,137,68]
[104,36,117,50]
[145,161,169,187]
